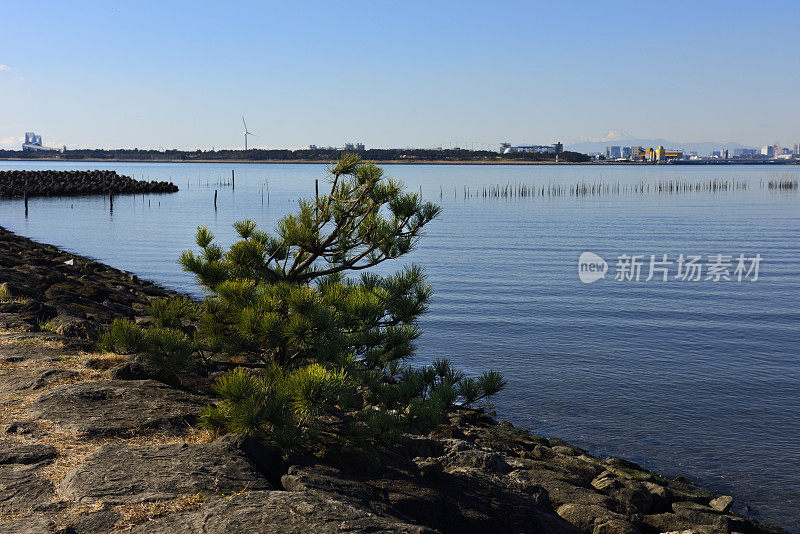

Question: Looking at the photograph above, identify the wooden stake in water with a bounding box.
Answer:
[214,189,218,210]
[24,190,28,217]
[232,169,235,191]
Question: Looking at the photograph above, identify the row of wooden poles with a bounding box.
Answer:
[766,174,799,190]
[213,170,235,209]
[441,176,798,199]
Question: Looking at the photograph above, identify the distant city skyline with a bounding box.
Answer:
[1,1,798,151]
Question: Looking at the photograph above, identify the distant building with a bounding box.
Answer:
[308,144,318,150]
[781,147,792,155]
[605,146,621,159]
[22,132,62,152]
[733,148,758,158]
[502,142,563,155]
[761,145,774,157]
[629,146,646,161]
[343,142,365,151]
[622,146,632,158]
[642,146,683,162]
[794,143,799,155]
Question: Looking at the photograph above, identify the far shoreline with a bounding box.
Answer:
[1,158,798,166]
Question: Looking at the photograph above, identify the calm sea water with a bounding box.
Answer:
[1,161,798,530]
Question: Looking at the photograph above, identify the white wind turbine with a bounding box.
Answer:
[242,115,257,150]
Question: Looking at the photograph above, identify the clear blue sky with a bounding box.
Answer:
[1,0,798,150]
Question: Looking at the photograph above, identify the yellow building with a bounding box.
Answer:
[639,146,683,162]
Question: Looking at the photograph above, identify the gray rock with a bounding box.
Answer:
[282,465,396,517]
[0,340,64,364]
[215,434,285,487]
[106,361,152,381]
[60,437,271,505]
[604,457,646,472]
[659,502,731,530]
[642,512,720,533]
[0,367,78,401]
[509,469,614,509]
[592,472,624,492]
[0,464,55,513]
[105,361,181,388]
[27,380,208,437]
[413,457,444,481]
[67,509,120,534]
[643,481,674,514]
[0,516,53,534]
[0,443,57,465]
[556,503,625,533]
[440,449,513,475]
[370,465,579,533]
[48,314,94,338]
[607,479,653,515]
[26,368,80,390]
[592,518,641,534]
[403,434,444,459]
[3,421,37,435]
[552,445,585,457]
[121,490,433,533]
[439,438,476,455]
[709,494,734,513]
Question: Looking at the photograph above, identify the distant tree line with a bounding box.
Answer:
[0,147,590,163]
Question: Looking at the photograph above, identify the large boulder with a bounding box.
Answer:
[0,464,55,513]
[709,494,734,513]
[0,443,56,465]
[369,465,580,534]
[556,503,626,533]
[46,314,95,339]
[439,449,514,475]
[0,337,66,364]
[120,490,433,534]
[60,437,271,505]
[0,516,53,534]
[0,300,56,330]
[509,469,614,509]
[282,465,400,518]
[60,440,272,504]
[0,367,77,401]
[66,509,120,534]
[27,380,208,437]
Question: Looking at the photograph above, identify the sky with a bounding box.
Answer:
[1,0,799,151]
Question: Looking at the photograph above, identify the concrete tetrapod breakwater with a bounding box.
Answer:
[0,170,178,198]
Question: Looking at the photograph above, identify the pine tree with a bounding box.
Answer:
[102,156,505,451]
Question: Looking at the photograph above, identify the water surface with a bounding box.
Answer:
[1,161,798,530]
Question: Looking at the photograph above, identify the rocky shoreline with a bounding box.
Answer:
[0,171,178,199]
[0,227,785,533]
